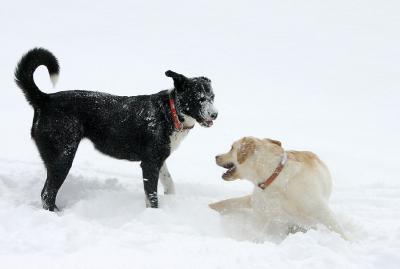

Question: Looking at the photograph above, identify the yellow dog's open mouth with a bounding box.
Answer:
[222,163,236,180]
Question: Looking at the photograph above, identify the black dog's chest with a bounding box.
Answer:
[169,129,190,153]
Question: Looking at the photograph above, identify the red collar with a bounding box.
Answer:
[258,152,288,190]
[168,98,194,131]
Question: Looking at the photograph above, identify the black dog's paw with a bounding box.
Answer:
[41,189,60,212]
[42,202,60,212]
[145,192,159,208]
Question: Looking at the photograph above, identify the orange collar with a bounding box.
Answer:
[258,152,288,190]
[168,98,194,131]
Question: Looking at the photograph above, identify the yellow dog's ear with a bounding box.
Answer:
[264,138,282,147]
[237,137,256,164]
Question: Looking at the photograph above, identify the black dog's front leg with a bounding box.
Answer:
[141,160,163,208]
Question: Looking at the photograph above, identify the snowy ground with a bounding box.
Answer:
[1,159,399,269]
[1,1,400,268]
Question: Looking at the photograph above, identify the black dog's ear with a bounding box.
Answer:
[200,76,211,83]
[165,70,187,91]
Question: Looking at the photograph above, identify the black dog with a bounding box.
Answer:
[15,48,217,210]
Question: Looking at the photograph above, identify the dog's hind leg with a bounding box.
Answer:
[35,119,81,211]
[41,156,76,211]
[159,162,175,195]
[309,202,349,240]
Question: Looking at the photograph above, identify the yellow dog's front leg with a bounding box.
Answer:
[209,195,252,214]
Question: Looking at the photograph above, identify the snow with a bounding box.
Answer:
[1,0,400,268]
[1,160,400,269]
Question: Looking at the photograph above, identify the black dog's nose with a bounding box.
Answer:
[210,112,218,120]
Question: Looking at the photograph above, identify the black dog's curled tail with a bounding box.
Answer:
[14,48,59,108]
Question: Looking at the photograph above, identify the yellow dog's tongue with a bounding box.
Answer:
[222,166,236,180]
